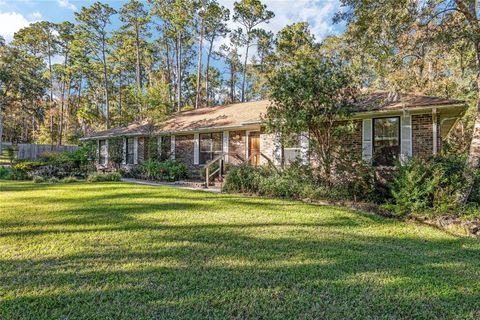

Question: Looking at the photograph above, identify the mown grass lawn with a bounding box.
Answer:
[1,180,479,319]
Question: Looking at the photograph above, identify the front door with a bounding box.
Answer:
[248,132,260,166]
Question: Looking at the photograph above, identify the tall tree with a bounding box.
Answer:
[75,2,117,128]
[233,0,274,102]
[119,0,151,106]
[150,0,195,112]
[203,1,229,106]
[55,21,74,145]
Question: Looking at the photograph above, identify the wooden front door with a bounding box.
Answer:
[248,132,260,166]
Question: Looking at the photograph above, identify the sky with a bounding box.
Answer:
[0,0,345,44]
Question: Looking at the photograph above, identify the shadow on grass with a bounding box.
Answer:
[1,181,480,319]
[1,227,479,319]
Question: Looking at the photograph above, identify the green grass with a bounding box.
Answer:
[0,148,12,165]
[1,181,479,319]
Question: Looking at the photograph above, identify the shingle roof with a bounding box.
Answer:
[82,92,464,140]
[354,91,464,111]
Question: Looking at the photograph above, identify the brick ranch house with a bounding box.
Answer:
[82,91,467,178]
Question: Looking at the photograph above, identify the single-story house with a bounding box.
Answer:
[81,91,467,178]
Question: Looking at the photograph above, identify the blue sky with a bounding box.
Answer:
[0,0,345,44]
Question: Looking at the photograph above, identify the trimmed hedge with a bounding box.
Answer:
[87,172,122,182]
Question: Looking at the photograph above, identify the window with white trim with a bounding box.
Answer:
[373,117,400,166]
[282,134,301,165]
[199,132,223,164]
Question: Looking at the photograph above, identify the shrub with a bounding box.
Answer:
[32,175,45,183]
[223,165,273,193]
[391,155,478,216]
[161,160,188,181]
[140,159,188,182]
[14,161,44,172]
[258,175,304,198]
[0,167,26,180]
[61,176,79,183]
[48,177,60,183]
[87,172,122,182]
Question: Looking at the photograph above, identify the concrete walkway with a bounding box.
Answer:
[121,178,222,193]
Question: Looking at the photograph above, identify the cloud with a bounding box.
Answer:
[219,0,342,41]
[0,11,31,42]
[215,0,342,63]
[29,11,42,19]
[57,0,77,11]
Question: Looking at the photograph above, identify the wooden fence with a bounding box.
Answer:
[7,143,79,160]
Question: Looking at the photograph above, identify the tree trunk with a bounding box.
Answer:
[230,64,235,103]
[102,37,110,129]
[457,40,480,204]
[165,40,174,106]
[0,109,3,154]
[195,17,204,109]
[205,37,214,107]
[135,23,142,113]
[176,33,182,112]
[58,51,69,146]
[241,39,250,102]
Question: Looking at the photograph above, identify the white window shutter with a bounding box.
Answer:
[133,137,138,164]
[97,140,100,164]
[193,133,199,165]
[273,133,282,166]
[223,131,229,163]
[122,138,126,165]
[400,114,412,163]
[300,132,309,165]
[157,137,161,157]
[105,139,109,165]
[362,119,373,162]
[170,135,175,160]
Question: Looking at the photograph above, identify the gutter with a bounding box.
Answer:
[80,103,467,140]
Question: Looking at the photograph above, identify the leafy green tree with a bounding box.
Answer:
[266,55,359,178]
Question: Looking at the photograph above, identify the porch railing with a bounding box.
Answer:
[204,152,279,188]
[204,152,243,188]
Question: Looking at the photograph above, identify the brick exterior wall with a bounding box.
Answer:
[175,134,194,166]
[228,130,246,164]
[412,114,434,156]
[260,132,276,165]
[336,120,362,160]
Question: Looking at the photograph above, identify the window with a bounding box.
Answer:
[126,138,134,164]
[373,117,400,166]
[99,140,107,165]
[159,136,171,161]
[199,132,223,164]
[282,134,302,165]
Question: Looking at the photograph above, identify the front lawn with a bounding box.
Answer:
[1,181,479,319]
